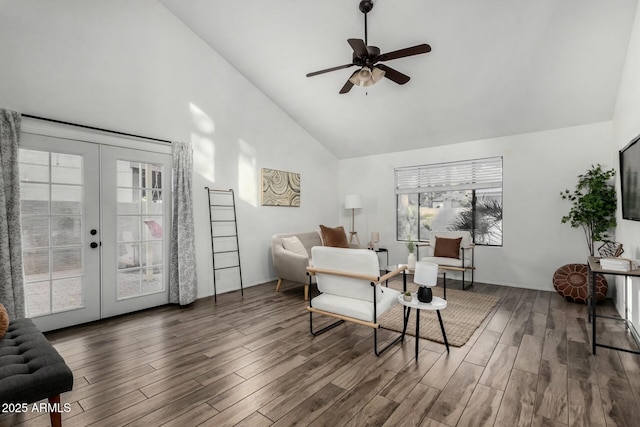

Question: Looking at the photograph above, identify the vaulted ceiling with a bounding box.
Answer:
[160,0,638,159]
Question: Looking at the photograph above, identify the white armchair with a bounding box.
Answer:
[418,230,475,289]
[306,246,407,356]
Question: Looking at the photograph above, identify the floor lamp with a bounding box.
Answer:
[345,194,363,246]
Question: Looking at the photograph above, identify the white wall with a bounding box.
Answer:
[339,122,614,290]
[0,0,339,298]
[612,3,640,329]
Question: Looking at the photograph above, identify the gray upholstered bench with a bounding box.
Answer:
[0,318,73,427]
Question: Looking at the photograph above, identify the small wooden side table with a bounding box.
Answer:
[397,294,449,360]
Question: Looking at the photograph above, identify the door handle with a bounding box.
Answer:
[90,242,99,249]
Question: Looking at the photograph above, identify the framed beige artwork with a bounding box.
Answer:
[261,168,300,207]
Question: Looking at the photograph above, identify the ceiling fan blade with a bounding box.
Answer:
[306,63,354,78]
[376,64,410,85]
[377,44,431,62]
[347,38,368,58]
[339,71,358,94]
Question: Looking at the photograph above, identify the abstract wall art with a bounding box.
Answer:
[260,168,300,207]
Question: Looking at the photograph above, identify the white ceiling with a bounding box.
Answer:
[160,0,638,159]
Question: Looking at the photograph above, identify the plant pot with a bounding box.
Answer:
[407,252,416,269]
[403,293,413,302]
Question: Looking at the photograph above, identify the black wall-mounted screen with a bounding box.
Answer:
[620,133,640,221]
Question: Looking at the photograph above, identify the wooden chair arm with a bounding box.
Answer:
[306,265,407,285]
[306,266,379,283]
[378,265,407,283]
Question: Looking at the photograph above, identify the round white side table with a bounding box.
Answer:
[397,293,449,360]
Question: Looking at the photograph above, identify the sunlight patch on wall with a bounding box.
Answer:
[189,102,216,182]
[191,132,215,182]
[238,138,257,207]
[190,102,215,134]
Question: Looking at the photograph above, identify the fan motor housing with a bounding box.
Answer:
[359,0,374,14]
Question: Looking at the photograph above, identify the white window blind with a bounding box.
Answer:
[395,157,502,194]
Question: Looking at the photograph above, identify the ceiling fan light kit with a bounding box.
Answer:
[306,0,431,94]
[349,66,385,87]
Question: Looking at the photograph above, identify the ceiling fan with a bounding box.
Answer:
[306,0,431,94]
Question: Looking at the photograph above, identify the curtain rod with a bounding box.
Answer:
[22,114,172,144]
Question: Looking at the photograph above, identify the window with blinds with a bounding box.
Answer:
[396,157,503,246]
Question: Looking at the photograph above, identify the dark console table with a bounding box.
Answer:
[588,256,640,355]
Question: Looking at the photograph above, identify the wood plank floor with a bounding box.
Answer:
[3,278,640,427]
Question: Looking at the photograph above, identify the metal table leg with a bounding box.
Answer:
[437,310,449,353]
[415,308,420,360]
[443,272,447,300]
[591,268,597,355]
[401,307,411,343]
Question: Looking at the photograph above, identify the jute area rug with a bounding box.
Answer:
[378,281,500,347]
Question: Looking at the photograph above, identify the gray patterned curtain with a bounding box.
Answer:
[169,141,197,305]
[0,109,25,319]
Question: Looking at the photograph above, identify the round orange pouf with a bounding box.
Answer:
[553,263,607,304]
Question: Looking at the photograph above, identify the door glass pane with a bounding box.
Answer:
[116,160,165,300]
[142,242,163,267]
[52,278,82,312]
[25,282,50,317]
[19,149,49,182]
[118,243,140,268]
[117,188,141,215]
[22,217,50,248]
[52,185,82,215]
[23,249,50,282]
[142,217,163,240]
[118,216,140,242]
[142,267,163,293]
[52,248,81,279]
[19,149,85,317]
[52,153,82,184]
[117,269,141,299]
[142,192,163,214]
[21,183,49,215]
[51,217,81,246]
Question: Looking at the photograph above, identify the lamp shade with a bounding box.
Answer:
[371,232,380,242]
[414,261,438,287]
[349,66,386,87]
[345,194,363,210]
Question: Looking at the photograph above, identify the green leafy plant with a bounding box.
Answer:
[449,197,503,245]
[560,164,617,256]
[403,290,411,296]
[406,238,415,253]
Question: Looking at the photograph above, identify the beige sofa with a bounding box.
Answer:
[271,229,357,300]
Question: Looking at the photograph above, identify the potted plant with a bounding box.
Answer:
[556,164,616,304]
[406,238,416,269]
[403,290,412,302]
[560,164,617,256]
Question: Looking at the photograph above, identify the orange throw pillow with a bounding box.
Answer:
[319,225,350,248]
[433,236,462,259]
[0,303,9,340]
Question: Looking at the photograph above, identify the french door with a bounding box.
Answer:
[19,133,171,331]
[100,146,171,318]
